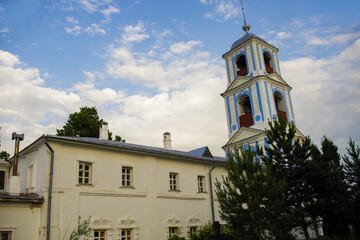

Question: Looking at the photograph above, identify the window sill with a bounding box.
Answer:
[197,191,207,194]
[120,186,135,189]
[168,190,181,192]
[76,183,94,187]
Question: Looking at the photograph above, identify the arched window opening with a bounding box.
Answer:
[238,94,253,127]
[236,54,248,76]
[274,91,287,122]
[263,52,274,74]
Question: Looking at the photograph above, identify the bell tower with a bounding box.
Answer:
[222,10,301,153]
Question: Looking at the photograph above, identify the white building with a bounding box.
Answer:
[0,20,316,240]
[0,130,227,240]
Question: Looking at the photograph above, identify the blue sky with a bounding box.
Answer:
[1,0,359,156]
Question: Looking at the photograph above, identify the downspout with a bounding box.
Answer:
[209,163,216,223]
[44,140,54,240]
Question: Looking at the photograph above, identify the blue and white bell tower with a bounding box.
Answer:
[222,18,301,152]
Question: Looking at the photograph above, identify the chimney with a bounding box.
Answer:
[163,132,172,150]
[9,132,24,195]
[99,121,109,140]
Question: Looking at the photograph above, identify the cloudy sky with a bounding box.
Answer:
[0,0,359,157]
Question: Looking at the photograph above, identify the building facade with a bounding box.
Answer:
[0,133,227,240]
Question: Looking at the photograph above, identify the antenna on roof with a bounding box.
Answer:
[240,0,250,33]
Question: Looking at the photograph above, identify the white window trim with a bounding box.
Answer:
[197,175,206,193]
[120,165,134,188]
[93,229,108,240]
[76,160,94,186]
[0,227,16,240]
[168,171,180,192]
[26,164,35,190]
[117,216,139,240]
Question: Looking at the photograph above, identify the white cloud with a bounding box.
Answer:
[65,25,82,35]
[66,16,79,24]
[121,21,149,44]
[170,41,202,54]
[281,39,360,153]
[202,0,240,21]
[79,0,98,13]
[85,23,106,35]
[0,28,9,33]
[101,5,120,16]
[0,50,20,67]
[276,31,292,39]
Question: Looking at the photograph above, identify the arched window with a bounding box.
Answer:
[238,94,253,127]
[263,52,274,74]
[235,54,248,76]
[274,91,287,122]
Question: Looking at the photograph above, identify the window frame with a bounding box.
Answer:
[78,161,93,185]
[121,166,133,188]
[169,172,179,191]
[0,231,12,240]
[93,229,107,240]
[120,228,132,240]
[0,170,6,191]
[197,175,206,193]
[168,227,179,238]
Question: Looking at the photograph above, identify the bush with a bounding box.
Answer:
[168,236,186,240]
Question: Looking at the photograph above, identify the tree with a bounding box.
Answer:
[343,138,360,240]
[0,151,10,161]
[257,119,315,240]
[57,106,102,138]
[215,147,291,240]
[57,106,125,142]
[187,221,233,240]
[69,216,91,240]
[310,137,350,238]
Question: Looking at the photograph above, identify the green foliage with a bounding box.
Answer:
[69,216,91,240]
[257,118,315,239]
[0,151,10,161]
[56,106,125,142]
[168,236,186,240]
[310,137,350,238]
[187,222,233,240]
[57,106,102,138]
[216,146,289,240]
[343,138,360,238]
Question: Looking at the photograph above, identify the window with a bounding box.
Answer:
[79,162,92,184]
[235,54,248,76]
[94,230,106,240]
[169,172,179,191]
[197,176,205,192]
[238,94,253,127]
[189,226,198,234]
[122,167,133,187]
[263,51,274,73]
[0,231,11,240]
[0,171,5,190]
[120,229,132,240]
[169,227,179,238]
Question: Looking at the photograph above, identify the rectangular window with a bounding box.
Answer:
[169,172,179,191]
[122,167,133,187]
[169,227,178,238]
[190,226,198,234]
[197,175,205,192]
[0,231,11,240]
[120,229,132,240]
[79,162,92,185]
[94,230,106,240]
[0,171,5,190]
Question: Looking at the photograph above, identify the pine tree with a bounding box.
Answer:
[215,147,291,240]
[310,137,350,238]
[343,138,360,239]
[257,119,315,240]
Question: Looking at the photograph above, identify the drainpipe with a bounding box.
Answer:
[44,140,54,240]
[208,163,216,223]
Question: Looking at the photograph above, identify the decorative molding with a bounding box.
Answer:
[91,217,112,229]
[118,216,138,228]
[167,217,182,227]
[187,217,201,226]
[80,192,146,198]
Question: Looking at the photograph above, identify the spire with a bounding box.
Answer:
[240,0,250,33]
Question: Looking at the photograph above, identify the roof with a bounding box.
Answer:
[21,135,227,164]
[230,32,268,50]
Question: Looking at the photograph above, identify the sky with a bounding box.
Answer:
[0,0,359,157]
